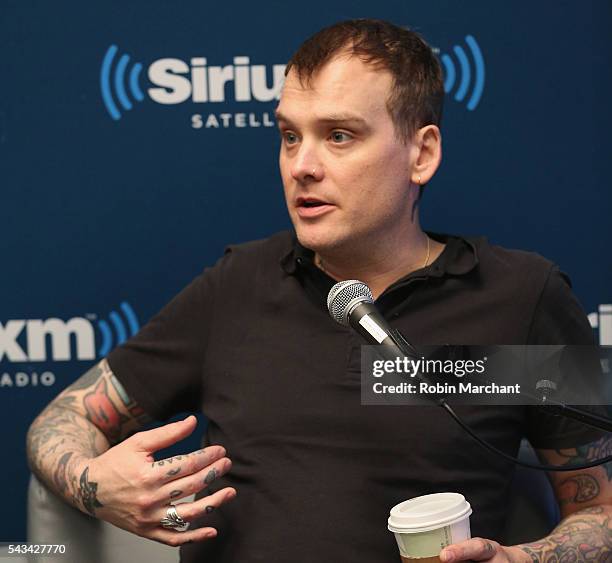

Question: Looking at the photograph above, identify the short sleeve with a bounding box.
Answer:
[524,265,604,449]
[107,260,223,421]
[527,266,595,346]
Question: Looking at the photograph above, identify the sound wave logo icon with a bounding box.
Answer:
[97,302,140,356]
[440,35,485,111]
[100,45,145,121]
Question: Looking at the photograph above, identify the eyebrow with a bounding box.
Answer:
[274,110,368,128]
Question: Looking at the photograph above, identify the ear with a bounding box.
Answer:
[410,125,442,186]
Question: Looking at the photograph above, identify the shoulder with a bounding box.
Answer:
[468,236,569,305]
[471,237,557,285]
[203,230,293,289]
[465,237,591,343]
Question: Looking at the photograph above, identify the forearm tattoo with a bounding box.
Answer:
[52,451,74,495]
[553,437,612,510]
[558,474,600,506]
[26,359,150,515]
[27,395,104,510]
[519,507,612,562]
[555,436,612,481]
[79,466,104,516]
[518,436,612,561]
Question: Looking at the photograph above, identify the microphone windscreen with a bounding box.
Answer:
[327,280,373,327]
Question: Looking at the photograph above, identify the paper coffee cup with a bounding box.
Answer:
[388,493,472,561]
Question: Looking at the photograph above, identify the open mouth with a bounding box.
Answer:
[297,197,329,208]
[295,197,335,218]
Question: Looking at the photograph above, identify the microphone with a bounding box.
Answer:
[326,280,417,361]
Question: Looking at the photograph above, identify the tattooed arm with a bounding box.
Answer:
[438,436,612,562]
[26,359,236,546]
[515,436,612,561]
[26,359,151,512]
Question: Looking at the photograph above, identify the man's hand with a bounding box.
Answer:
[27,360,236,547]
[77,415,236,546]
[439,538,530,562]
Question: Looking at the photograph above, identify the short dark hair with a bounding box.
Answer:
[285,19,444,143]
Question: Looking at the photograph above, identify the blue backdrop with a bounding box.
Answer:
[1,0,610,541]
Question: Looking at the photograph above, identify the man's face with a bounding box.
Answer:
[276,54,419,255]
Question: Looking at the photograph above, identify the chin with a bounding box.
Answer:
[294,225,345,254]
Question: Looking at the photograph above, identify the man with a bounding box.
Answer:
[27,19,611,562]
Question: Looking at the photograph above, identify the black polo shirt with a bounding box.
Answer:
[108,230,598,563]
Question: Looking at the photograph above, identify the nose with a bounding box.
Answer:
[290,143,323,183]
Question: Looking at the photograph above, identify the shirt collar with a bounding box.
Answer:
[280,232,479,279]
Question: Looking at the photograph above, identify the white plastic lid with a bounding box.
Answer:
[388,493,472,533]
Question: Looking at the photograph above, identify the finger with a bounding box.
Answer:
[150,445,227,484]
[440,538,499,562]
[149,524,218,547]
[156,457,232,504]
[132,416,197,453]
[162,487,237,523]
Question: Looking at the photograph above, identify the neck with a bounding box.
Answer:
[315,228,443,300]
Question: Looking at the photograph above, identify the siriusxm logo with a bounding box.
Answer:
[100,35,486,122]
[100,45,285,121]
[588,304,612,346]
[0,302,139,363]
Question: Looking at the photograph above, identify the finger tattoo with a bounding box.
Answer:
[204,468,217,486]
[151,449,206,468]
[166,467,181,477]
[169,490,183,499]
[205,505,215,514]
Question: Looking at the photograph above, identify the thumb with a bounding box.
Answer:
[133,415,197,453]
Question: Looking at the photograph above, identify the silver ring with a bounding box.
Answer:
[160,505,189,532]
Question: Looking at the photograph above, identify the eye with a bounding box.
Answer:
[329,131,353,143]
[282,131,299,145]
